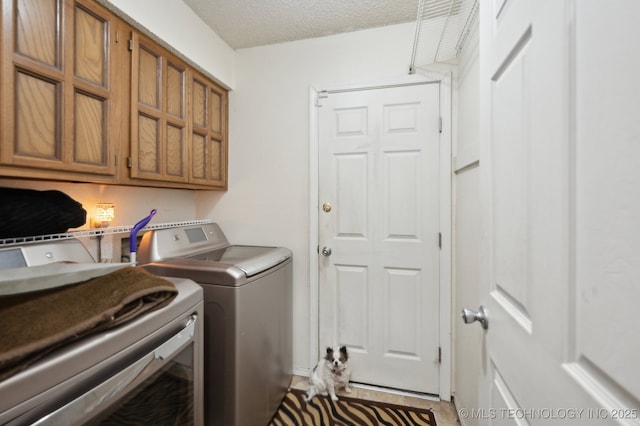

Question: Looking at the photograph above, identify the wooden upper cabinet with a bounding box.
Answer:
[190,72,228,188]
[0,0,117,178]
[130,33,228,189]
[0,0,227,189]
[130,32,188,184]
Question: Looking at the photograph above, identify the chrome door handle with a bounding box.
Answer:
[321,247,332,256]
[461,305,488,329]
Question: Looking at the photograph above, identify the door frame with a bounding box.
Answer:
[308,72,453,400]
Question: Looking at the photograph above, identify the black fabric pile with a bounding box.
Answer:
[0,187,87,239]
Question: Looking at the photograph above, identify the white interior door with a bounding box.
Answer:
[317,83,441,394]
[475,0,640,424]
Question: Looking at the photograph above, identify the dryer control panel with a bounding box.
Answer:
[138,223,229,263]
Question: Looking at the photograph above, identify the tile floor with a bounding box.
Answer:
[290,375,460,425]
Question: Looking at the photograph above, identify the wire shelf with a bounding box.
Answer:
[0,219,214,247]
[409,0,478,72]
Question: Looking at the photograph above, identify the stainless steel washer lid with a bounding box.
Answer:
[187,245,291,277]
[137,223,292,279]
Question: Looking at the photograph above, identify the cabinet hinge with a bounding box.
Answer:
[438,117,443,133]
[438,232,442,249]
[127,157,132,168]
[115,31,119,43]
[128,39,134,51]
[114,155,118,166]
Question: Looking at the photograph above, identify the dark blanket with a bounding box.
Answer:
[0,267,177,381]
[0,187,87,239]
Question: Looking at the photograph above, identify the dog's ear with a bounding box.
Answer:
[325,347,334,360]
[340,346,348,360]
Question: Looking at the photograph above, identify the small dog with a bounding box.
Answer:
[306,346,352,402]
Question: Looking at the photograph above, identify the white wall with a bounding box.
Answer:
[104,0,235,88]
[452,18,481,424]
[196,22,418,371]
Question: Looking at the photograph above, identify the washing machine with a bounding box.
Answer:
[137,223,292,426]
[0,239,204,425]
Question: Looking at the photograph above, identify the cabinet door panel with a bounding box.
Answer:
[74,91,106,164]
[138,46,160,109]
[69,1,114,173]
[137,114,160,173]
[75,6,106,87]
[192,134,206,180]
[210,89,222,135]
[207,84,227,187]
[16,0,59,67]
[189,75,227,188]
[15,72,59,159]
[192,80,206,127]
[166,63,184,118]
[130,34,187,183]
[210,139,222,181]
[166,124,184,177]
[1,0,116,178]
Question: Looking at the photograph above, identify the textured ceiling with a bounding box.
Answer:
[182,0,419,49]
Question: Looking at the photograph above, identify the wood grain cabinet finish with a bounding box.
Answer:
[129,33,228,189]
[0,0,120,181]
[0,0,228,189]
[129,32,188,184]
[190,72,228,188]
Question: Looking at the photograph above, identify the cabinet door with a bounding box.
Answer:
[130,32,188,183]
[190,74,228,188]
[0,0,116,177]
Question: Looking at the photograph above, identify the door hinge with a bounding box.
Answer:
[438,117,443,133]
[438,346,442,363]
[127,157,132,168]
[438,232,442,249]
[128,39,134,51]
[114,155,118,166]
[315,90,329,107]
